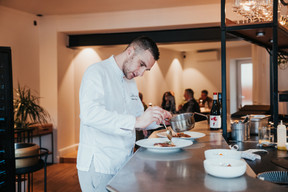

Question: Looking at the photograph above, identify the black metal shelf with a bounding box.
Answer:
[221,0,281,141]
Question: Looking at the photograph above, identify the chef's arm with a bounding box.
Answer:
[135,106,172,129]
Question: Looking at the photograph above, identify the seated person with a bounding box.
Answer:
[178,88,200,114]
[161,91,176,114]
[198,89,213,109]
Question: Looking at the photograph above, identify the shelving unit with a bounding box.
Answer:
[0,47,15,191]
[221,0,288,140]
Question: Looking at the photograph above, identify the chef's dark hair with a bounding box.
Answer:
[128,36,160,61]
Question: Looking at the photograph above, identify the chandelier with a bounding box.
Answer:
[232,0,288,24]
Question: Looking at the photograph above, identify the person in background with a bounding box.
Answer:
[138,92,148,110]
[161,91,176,114]
[78,36,172,192]
[198,89,213,109]
[178,88,200,114]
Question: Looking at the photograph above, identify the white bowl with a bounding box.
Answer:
[204,159,247,178]
[204,149,241,160]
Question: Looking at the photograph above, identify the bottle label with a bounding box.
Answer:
[210,115,221,129]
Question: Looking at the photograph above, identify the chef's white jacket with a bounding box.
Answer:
[77,56,146,174]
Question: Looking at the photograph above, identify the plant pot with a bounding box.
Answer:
[15,143,39,169]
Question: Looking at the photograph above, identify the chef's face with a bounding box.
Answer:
[123,48,155,80]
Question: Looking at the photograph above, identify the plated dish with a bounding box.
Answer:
[156,131,205,140]
[135,138,193,153]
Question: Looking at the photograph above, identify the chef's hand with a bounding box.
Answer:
[135,106,172,129]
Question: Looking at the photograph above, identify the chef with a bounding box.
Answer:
[77,36,171,192]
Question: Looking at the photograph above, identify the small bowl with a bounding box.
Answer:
[204,159,247,178]
[170,113,195,132]
[205,149,241,160]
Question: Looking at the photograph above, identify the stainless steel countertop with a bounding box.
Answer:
[107,121,287,192]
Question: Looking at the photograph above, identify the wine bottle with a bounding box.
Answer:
[210,92,221,130]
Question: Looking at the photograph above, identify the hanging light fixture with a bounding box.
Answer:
[232,0,287,25]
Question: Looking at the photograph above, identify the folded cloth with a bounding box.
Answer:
[241,152,261,161]
[229,144,267,160]
[241,149,268,161]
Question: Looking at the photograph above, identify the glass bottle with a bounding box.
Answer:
[210,92,221,130]
[277,120,287,150]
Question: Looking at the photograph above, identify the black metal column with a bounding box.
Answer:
[272,0,279,128]
[221,0,227,140]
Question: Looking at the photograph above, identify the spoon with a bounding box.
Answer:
[163,120,173,142]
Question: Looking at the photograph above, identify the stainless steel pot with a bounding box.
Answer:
[15,143,39,168]
[170,112,208,132]
[249,115,269,135]
[231,120,249,142]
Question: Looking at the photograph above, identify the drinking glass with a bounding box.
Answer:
[258,126,270,144]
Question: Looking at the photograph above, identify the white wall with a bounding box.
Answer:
[0,6,40,92]
[136,48,184,107]
[183,51,221,102]
[279,65,288,91]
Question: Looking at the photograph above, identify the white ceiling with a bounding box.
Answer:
[0,0,218,16]
[0,0,249,51]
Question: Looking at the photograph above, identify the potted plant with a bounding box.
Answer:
[13,84,51,169]
[13,83,50,129]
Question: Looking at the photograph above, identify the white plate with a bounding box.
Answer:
[136,138,193,153]
[156,131,206,140]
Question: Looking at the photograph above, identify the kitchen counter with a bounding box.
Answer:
[106,121,287,192]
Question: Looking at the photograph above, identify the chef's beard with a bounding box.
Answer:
[122,55,135,80]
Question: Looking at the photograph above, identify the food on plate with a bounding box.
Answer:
[175,132,191,138]
[220,163,232,167]
[154,141,176,147]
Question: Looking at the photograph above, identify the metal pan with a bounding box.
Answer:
[170,112,208,132]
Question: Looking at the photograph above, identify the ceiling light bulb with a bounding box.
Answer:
[256,32,265,37]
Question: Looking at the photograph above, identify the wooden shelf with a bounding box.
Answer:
[29,123,53,136]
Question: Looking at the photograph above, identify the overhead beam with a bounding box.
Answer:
[67,25,240,48]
